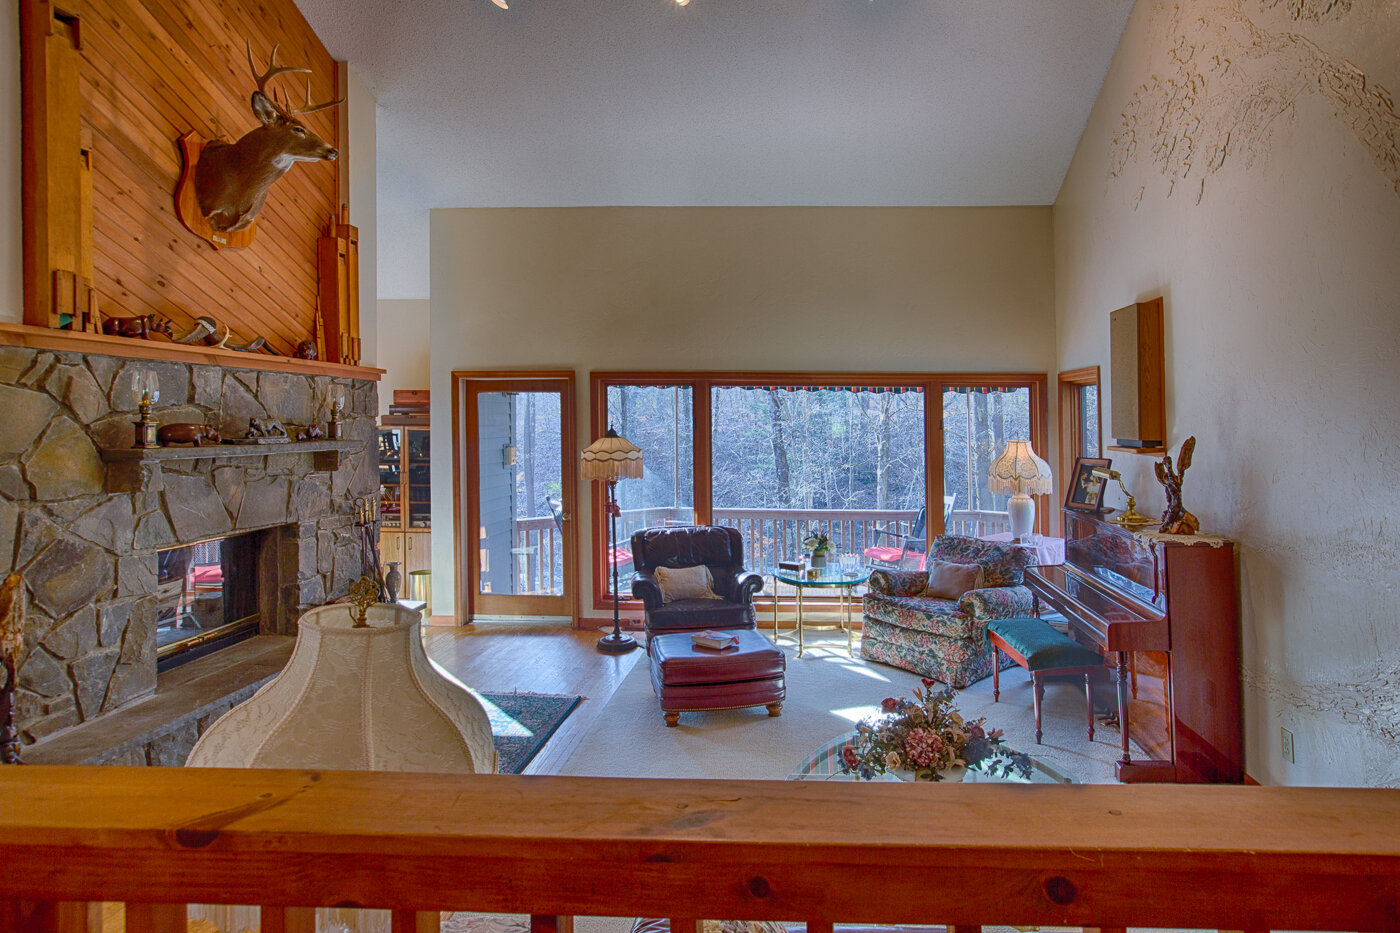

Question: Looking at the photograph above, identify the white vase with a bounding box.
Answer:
[186,602,498,774]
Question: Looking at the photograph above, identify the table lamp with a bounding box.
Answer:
[581,427,643,654]
[987,440,1053,542]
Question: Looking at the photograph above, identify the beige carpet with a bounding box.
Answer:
[562,633,1131,784]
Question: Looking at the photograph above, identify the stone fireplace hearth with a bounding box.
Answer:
[0,344,379,755]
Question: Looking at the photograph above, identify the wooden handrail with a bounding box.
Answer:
[1,767,1398,931]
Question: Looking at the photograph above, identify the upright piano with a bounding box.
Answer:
[1025,509,1243,783]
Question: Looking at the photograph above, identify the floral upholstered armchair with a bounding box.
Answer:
[860,535,1037,688]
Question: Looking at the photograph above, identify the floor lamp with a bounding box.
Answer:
[582,427,643,654]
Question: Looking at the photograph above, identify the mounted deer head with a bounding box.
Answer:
[193,43,341,233]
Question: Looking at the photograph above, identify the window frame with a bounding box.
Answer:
[1057,365,1103,532]
[589,371,1047,613]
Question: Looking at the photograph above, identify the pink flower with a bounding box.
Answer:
[904,727,944,767]
[881,697,900,713]
[841,746,859,769]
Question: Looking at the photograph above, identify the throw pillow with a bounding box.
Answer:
[655,564,720,603]
[925,559,981,600]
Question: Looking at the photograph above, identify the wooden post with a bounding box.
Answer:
[260,907,317,933]
[20,0,89,330]
[393,909,442,933]
[124,903,187,933]
[0,901,92,933]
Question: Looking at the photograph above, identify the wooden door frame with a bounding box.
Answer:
[452,370,578,624]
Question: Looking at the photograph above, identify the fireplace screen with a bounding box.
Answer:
[156,532,261,670]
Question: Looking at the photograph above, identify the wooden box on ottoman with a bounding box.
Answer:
[649,630,786,727]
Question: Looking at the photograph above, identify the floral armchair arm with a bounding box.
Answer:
[959,585,1035,621]
[867,569,928,598]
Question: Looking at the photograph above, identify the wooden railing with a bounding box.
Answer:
[2,767,1397,933]
[511,507,1014,594]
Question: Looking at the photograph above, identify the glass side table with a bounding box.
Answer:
[770,566,871,657]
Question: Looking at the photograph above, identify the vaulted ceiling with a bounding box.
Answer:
[295,0,1137,297]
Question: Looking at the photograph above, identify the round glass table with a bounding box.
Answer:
[770,566,871,657]
[787,728,1076,784]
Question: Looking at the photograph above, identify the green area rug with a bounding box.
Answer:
[481,691,582,774]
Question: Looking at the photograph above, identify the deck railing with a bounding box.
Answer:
[512,508,1014,595]
[2,766,1397,933]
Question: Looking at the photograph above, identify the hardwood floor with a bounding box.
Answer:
[423,622,644,775]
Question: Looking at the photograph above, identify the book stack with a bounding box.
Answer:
[691,629,740,650]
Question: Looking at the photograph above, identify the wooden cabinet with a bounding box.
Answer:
[379,424,431,573]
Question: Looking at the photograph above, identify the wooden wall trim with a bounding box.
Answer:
[0,324,383,380]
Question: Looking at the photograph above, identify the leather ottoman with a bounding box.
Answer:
[649,629,786,727]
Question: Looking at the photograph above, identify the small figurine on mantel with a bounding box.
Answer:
[1155,436,1200,535]
[229,416,291,444]
[102,314,174,341]
[157,423,222,447]
[296,423,324,441]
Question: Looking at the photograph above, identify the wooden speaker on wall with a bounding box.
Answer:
[1109,297,1165,449]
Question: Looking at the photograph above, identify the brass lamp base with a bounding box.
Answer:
[1109,496,1153,526]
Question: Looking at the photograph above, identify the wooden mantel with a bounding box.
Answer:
[0,323,383,380]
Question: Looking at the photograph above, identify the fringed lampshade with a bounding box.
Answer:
[581,428,643,481]
[987,440,1053,542]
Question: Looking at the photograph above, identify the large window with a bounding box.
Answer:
[590,373,1045,609]
[604,384,695,595]
[1058,367,1102,507]
[942,386,1032,533]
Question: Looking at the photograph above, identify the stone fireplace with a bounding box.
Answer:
[0,344,379,755]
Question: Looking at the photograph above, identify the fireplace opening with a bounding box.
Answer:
[156,531,263,672]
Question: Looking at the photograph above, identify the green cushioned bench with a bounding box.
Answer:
[986,617,1104,744]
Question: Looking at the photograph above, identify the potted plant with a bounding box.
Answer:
[803,530,833,568]
[841,679,1032,782]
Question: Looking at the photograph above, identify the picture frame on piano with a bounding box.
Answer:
[1065,457,1112,512]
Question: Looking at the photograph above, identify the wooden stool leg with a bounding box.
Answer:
[991,648,1000,702]
[1033,673,1044,744]
[1085,673,1096,741]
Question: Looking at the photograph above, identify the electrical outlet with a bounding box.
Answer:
[1280,727,1295,764]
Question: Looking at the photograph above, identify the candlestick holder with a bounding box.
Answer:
[130,370,160,448]
[327,385,347,439]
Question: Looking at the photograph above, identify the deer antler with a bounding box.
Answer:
[289,78,342,116]
[245,41,340,117]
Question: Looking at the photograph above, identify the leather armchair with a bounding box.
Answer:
[631,525,763,643]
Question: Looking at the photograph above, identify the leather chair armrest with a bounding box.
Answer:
[733,570,764,603]
[632,570,664,609]
[959,585,1035,621]
[868,569,928,598]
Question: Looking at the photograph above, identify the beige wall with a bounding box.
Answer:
[428,206,1056,619]
[1054,0,1400,785]
[345,67,379,367]
[378,299,431,415]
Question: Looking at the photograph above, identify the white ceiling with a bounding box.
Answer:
[295,0,1137,298]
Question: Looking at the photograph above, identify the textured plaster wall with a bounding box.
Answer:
[1054,0,1400,785]
[428,205,1056,619]
[377,299,431,416]
[345,67,379,367]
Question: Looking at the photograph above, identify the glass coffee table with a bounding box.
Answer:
[787,729,1076,784]
[770,566,871,657]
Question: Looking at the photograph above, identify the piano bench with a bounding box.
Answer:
[986,617,1105,744]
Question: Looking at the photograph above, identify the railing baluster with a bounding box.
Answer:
[0,901,92,933]
[260,906,316,933]
[531,915,574,933]
[393,909,443,932]
[807,920,835,933]
[123,903,186,933]
[669,919,701,933]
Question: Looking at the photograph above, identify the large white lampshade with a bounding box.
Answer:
[987,440,1053,541]
[186,602,497,774]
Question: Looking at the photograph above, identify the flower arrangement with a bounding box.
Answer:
[802,530,833,554]
[841,679,1032,782]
